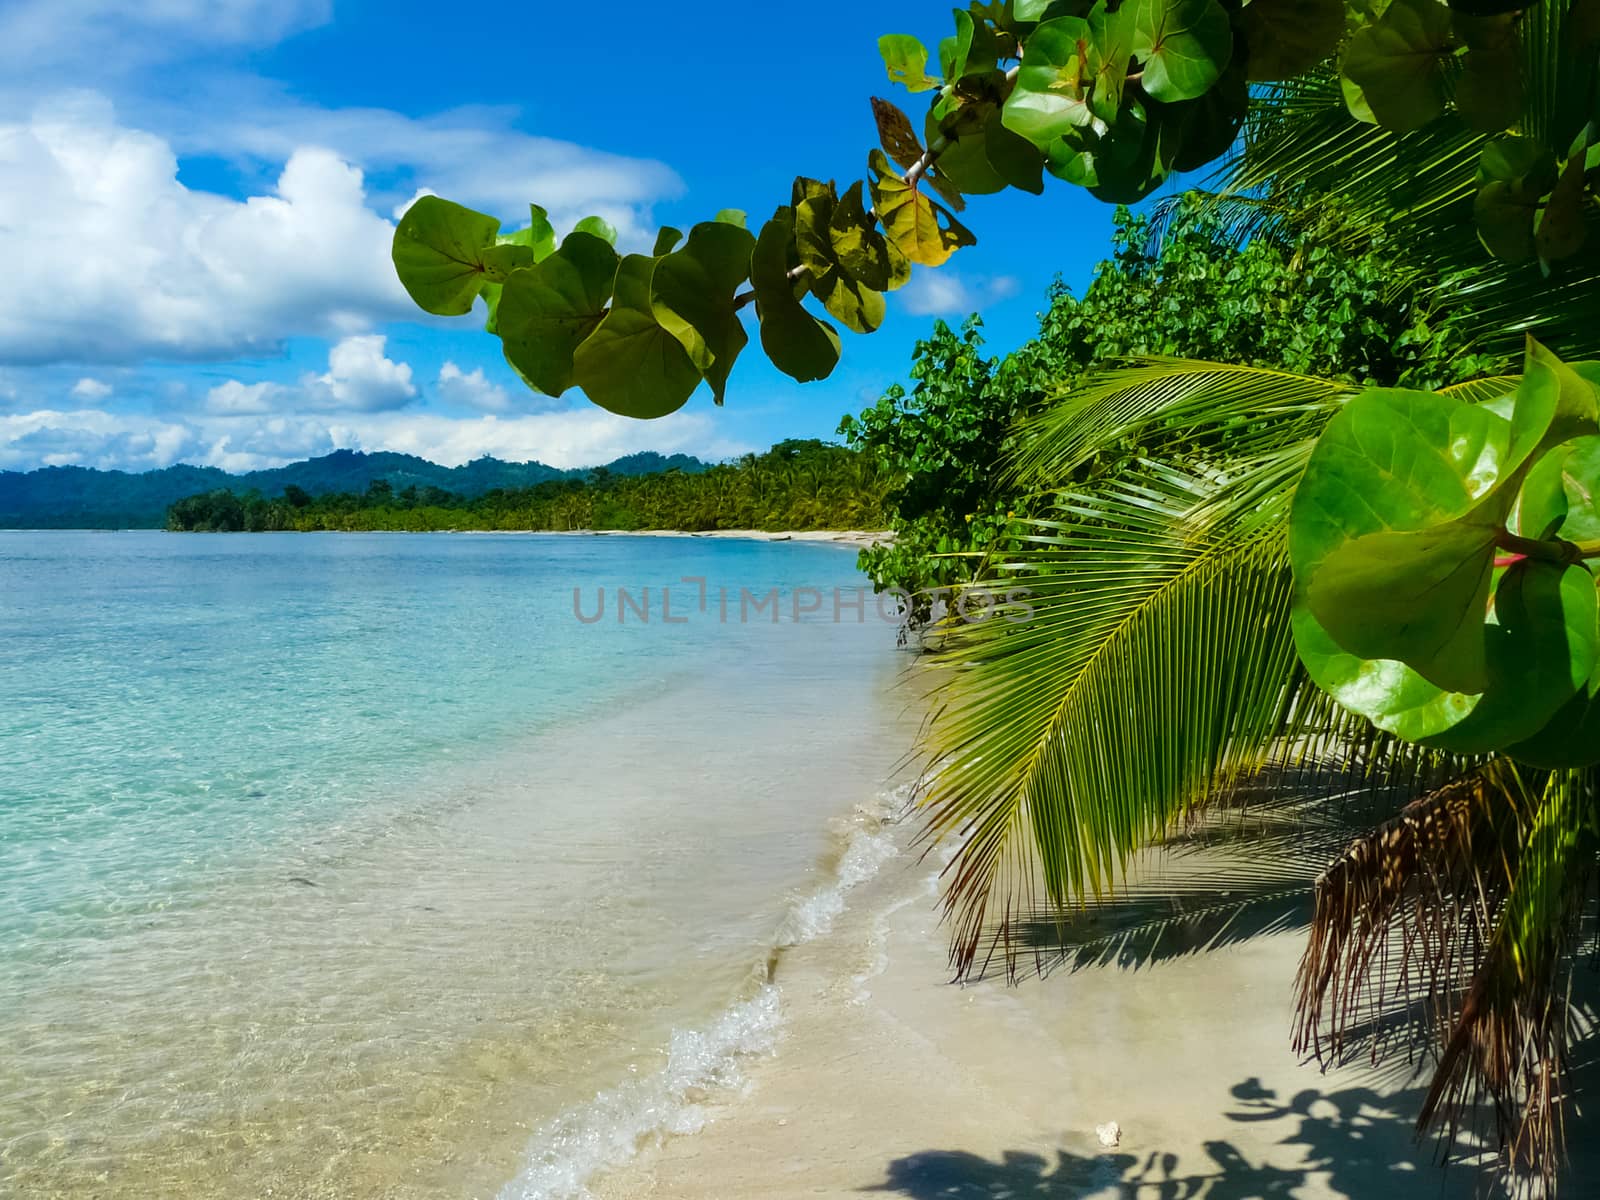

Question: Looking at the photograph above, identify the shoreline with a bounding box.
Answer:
[582,818,1595,1200]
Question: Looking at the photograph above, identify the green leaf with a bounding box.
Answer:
[1536,155,1589,263]
[830,179,909,291]
[497,205,558,261]
[572,254,701,418]
[496,231,619,397]
[1086,98,1167,203]
[653,227,684,255]
[1507,613,1600,768]
[1236,0,1344,81]
[1290,385,1515,694]
[1340,0,1454,132]
[1473,136,1558,263]
[937,125,1009,194]
[1002,16,1097,147]
[650,220,757,404]
[869,149,977,268]
[574,215,619,245]
[392,196,503,316]
[1156,56,1248,173]
[793,178,891,333]
[750,207,842,383]
[1014,0,1052,18]
[982,108,1046,194]
[1127,0,1234,103]
[1423,561,1599,754]
[1308,520,1498,694]
[1291,605,1483,741]
[880,33,940,92]
[1452,17,1522,131]
[714,209,748,228]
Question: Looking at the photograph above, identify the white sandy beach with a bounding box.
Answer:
[588,814,1595,1200]
[584,529,895,547]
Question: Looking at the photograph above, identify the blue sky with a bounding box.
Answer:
[0,0,1119,473]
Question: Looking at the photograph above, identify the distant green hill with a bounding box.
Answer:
[0,449,709,529]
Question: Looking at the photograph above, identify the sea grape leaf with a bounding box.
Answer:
[1536,155,1590,263]
[1157,57,1248,173]
[793,178,892,332]
[393,196,503,316]
[1507,614,1600,769]
[714,209,748,228]
[1002,16,1097,147]
[1453,17,1523,131]
[937,125,1009,194]
[829,179,909,291]
[497,205,558,261]
[1475,136,1560,264]
[1088,1,1133,122]
[871,97,926,172]
[869,149,977,268]
[1290,386,1515,695]
[1501,338,1600,483]
[496,231,619,396]
[1086,98,1167,204]
[653,227,684,255]
[983,108,1046,194]
[1340,0,1454,132]
[1307,520,1499,694]
[574,215,619,245]
[1424,561,1599,754]
[1014,0,1052,18]
[651,220,757,404]
[1236,0,1344,81]
[571,255,701,418]
[1127,0,1233,104]
[880,34,940,91]
[750,208,841,383]
[1291,605,1483,741]
[1518,436,1600,544]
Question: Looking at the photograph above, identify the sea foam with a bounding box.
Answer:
[496,782,915,1200]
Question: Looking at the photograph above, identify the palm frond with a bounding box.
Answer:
[1296,763,1600,1194]
[919,457,1304,975]
[1007,359,1354,488]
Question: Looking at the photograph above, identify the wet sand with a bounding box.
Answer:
[587,819,1592,1200]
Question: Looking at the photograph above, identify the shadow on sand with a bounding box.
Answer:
[862,1076,1501,1199]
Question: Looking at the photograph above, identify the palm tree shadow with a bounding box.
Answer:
[862,1077,1499,1199]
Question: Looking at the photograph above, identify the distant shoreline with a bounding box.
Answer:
[4,528,896,545]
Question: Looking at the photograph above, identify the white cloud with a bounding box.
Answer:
[0,405,749,474]
[0,1,330,75]
[0,93,409,366]
[897,271,1022,318]
[71,377,112,400]
[436,362,514,413]
[201,335,416,415]
[312,335,415,411]
[177,98,683,248]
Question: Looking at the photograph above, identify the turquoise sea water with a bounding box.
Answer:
[0,531,914,1199]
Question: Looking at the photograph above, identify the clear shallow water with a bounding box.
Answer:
[0,531,915,1199]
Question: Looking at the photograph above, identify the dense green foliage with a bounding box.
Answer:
[1291,340,1600,767]
[166,441,889,534]
[0,449,706,530]
[391,1,1597,418]
[840,199,1497,612]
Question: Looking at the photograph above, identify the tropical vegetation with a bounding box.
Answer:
[391,1,1600,1192]
[165,440,889,534]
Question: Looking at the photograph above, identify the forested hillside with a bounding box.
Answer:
[0,448,706,528]
[166,440,887,533]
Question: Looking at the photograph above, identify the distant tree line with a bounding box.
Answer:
[166,440,889,533]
